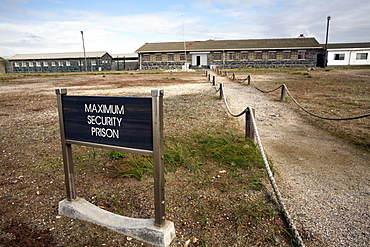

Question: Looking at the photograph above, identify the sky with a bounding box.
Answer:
[1,0,370,58]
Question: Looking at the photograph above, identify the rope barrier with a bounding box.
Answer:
[249,77,370,121]
[284,86,370,120]
[209,75,305,247]
[248,106,305,247]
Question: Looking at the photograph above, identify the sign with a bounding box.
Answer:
[62,95,153,151]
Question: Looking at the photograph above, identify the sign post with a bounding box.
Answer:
[55,88,174,246]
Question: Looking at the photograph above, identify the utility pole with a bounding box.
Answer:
[181,15,188,70]
[324,16,331,68]
[81,31,88,72]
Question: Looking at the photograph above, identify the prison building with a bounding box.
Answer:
[7,51,113,73]
[111,53,139,71]
[136,37,324,70]
[325,42,370,66]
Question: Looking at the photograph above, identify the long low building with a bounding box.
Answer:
[7,51,113,73]
[326,42,370,66]
[135,37,325,70]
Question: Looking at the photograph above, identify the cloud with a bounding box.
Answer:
[1,0,369,58]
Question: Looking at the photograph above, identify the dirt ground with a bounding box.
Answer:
[0,69,369,246]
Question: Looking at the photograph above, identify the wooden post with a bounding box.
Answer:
[219,83,223,99]
[56,88,76,201]
[151,89,165,227]
[212,75,216,86]
[245,108,256,144]
[280,84,286,102]
[247,75,251,85]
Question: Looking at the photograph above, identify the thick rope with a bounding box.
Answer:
[284,86,370,120]
[250,80,370,120]
[212,79,305,247]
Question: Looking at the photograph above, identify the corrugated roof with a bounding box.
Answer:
[324,42,370,49]
[8,51,109,60]
[110,53,138,58]
[136,38,322,53]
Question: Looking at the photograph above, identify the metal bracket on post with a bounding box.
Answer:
[245,108,256,144]
[151,89,165,227]
[280,84,286,102]
[56,88,76,201]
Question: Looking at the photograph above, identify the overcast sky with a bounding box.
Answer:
[1,0,369,58]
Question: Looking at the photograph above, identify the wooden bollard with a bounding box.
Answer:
[245,108,256,144]
[219,83,223,99]
[212,76,216,85]
[280,84,286,102]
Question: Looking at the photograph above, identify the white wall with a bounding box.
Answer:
[327,48,370,66]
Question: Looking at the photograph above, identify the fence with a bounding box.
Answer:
[222,70,370,121]
[205,69,305,247]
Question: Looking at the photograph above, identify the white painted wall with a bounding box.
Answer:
[327,48,370,66]
[190,52,208,66]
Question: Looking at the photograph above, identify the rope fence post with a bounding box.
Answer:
[219,83,223,100]
[212,76,216,86]
[280,84,286,102]
[232,73,235,81]
[247,75,251,85]
[245,108,256,144]
[208,73,211,82]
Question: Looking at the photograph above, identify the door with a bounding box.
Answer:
[197,56,201,66]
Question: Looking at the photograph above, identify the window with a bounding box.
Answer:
[155,53,162,61]
[269,51,277,60]
[65,61,70,66]
[334,54,345,60]
[227,52,234,60]
[91,60,96,66]
[14,62,20,67]
[143,54,150,62]
[167,53,174,61]
[213,52,221,60]
[180,53,186,61]
[241,52,248,60]
[51,61,56,66]
[254,51,262,60]
[29,62,34,67]
[298,50,306,60]
[21,62,26,67]
[43,62,48,67]
[36,62,41,67]
[283,51,291,60]
[356,53,368,60]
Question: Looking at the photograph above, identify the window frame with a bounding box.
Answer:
[155,53,162,62]
[334,53,345,60]
[240,51,248,60]
[297,50,306,60]
[213,52,222,61]
[283,51,291,60]
[268,51,277,60]
[254,51,262,60]
[142,54,150,62]
[356,53,368,60]
[167,53,174,61]
[227,52,234,60]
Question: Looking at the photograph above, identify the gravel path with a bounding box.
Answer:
[209,71,369,247]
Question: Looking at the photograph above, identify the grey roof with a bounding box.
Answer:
[8,51,110,61]
[136,38,322,53]
[324,42,370,49]
[110,53,138,58]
